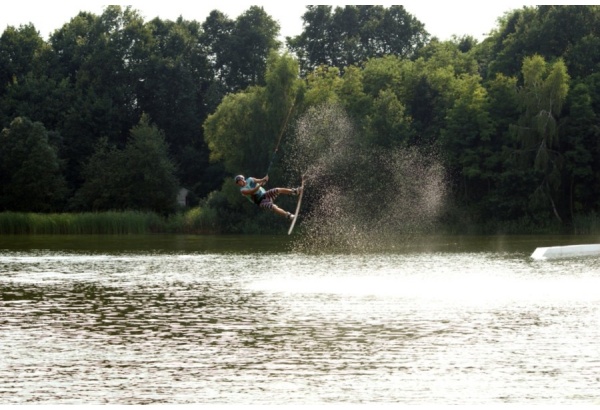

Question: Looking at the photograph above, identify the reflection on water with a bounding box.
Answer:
[1,235,600,404]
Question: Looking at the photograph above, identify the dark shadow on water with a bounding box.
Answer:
[2,233,600,256]
[0,234,295,254]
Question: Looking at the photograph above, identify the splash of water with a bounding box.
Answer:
[287,102,447,253]
[287,102,353,184]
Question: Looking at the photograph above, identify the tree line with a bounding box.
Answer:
[1,5,600,233]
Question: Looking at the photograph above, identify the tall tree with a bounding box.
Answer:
[288,5,428,75]
[48,6,149,190]
[562,82,600,218]
[485,6,600,80]
[120,115,180,213]
[229,6,281,89]
[203,6,280,93]
[201,10,235,100]
[510,55,570,222]
[0,24,47,94]
[0,23,63,130]
[535,5,600,79]
[287,6,334,76]
[483,73,524,221]
[72,115,179,214]
[204,53,302,177]
[0,117,67,211]
[441,74,494,208]
[136,16,211,191]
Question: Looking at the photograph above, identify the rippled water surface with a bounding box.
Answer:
[1,234,599,404]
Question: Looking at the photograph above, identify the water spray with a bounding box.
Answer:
[287,102,448,253]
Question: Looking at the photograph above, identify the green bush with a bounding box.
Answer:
[0,211,166,234]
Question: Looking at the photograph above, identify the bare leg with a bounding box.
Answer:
[271,205,291,218]
[261,187,300,218]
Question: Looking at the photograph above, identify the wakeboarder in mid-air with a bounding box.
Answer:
[234,174,302,220]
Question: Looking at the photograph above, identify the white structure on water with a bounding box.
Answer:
[531,244,600,260]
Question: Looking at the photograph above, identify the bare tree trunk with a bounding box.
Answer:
[547,181,563,223]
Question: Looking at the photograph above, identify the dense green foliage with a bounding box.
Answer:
[0,209,217,234]
[70,114,179,214]
[2,5,600,234]
[0,117,67,211]
[287,5,428,75]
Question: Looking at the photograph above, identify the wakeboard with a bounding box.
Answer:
[288,176,305,235]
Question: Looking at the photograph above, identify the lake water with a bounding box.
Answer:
[1,234,599,404]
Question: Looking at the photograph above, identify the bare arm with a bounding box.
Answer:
[254,175,269,185]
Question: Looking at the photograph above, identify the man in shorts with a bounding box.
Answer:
[234,174,301,220]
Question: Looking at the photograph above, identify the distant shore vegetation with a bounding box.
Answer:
[2,210,600,236]
[2,6,600,234]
